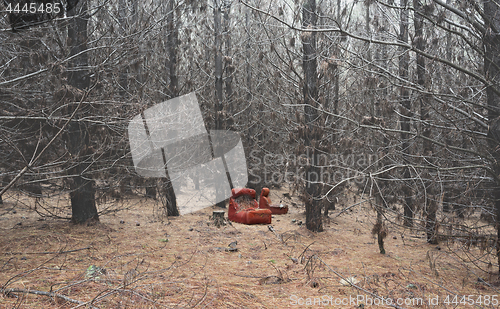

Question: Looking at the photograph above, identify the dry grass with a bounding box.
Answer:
[1,188,500,308]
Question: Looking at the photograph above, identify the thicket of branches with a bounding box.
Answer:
[1,0,500,275]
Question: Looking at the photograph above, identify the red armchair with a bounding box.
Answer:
[259,187,288,215]
[228,188,272,225]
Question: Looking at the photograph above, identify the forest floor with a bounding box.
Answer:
[1,186,500,308]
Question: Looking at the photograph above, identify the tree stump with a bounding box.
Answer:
[212,210,226,228]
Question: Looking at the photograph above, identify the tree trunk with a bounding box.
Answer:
[334,0,341,116]
[67,0,98,224]
[414,0,437,244]
[118,0,128,97]
[399,0,413,227]
[163,176,179,216]
[223,0,233,113]
[483,0,500,273]
[214,0,223,118]
[375,3,389,254]
[244,4,262,197]
[376,210,386,254]
[67,123,98,224]
[164,0,179,216]
[323,0,342,218]
[245,6,252,103]
[167,0,178,99]
[214,0,226,208]
[302,0,323,232]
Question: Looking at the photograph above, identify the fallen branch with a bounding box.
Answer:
[2,288,99,309]
[297,241,315,263]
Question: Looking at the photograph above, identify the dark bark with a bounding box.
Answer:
[414,0,437,244]
[117,0,135,197]
[67,1,89,90]
[484,0,500,273]
[335,0,342,112]
[164,0,179,216]
[214,0,223,111]
[322,0,342,218]
[223,1,233,113]
[399,0,413,227]
[163,171,178,216]
[302,0,323,232]
[167,0,178,98]
[376,212,386,254]
[118,0,128,97]
[163,177,179,216]
[66,0,98,224]
[214,0,226,208]
[375,5,389,254]
[244,4,260,194]
[245,6,252,102]
[68,123,98,224]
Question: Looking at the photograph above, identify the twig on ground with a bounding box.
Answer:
[298,241,315,263]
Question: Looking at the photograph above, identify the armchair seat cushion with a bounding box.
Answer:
[228,188,272,225]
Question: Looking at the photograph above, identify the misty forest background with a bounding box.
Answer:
[2,0,500,279]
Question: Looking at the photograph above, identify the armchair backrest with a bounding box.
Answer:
[259,187,271,208]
